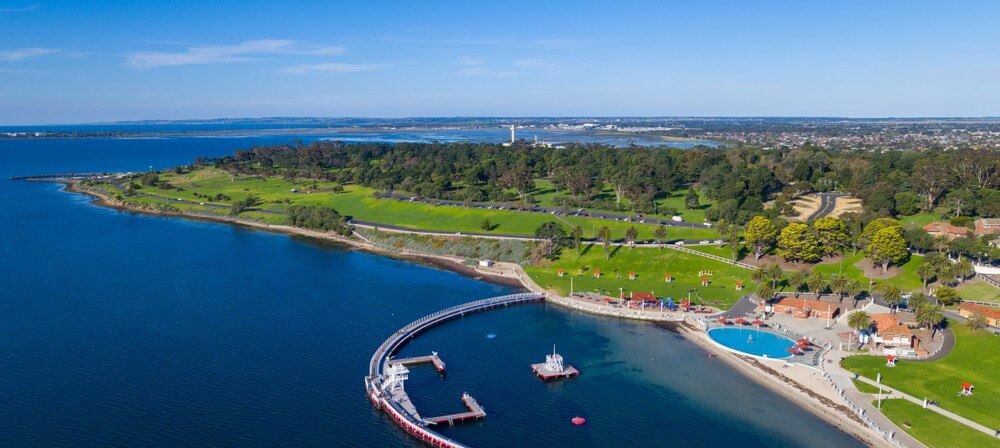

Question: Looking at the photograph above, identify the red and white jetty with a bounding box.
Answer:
[531,345,579,381]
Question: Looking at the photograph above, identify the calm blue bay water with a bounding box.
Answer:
[0,137,857,447]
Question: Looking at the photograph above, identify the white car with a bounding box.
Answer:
[674,241,685,246]
[671,216,683,222]
[699,240,710,244]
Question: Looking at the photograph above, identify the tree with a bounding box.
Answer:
[859,217,902,251]
[572,225,583,257]
[752,263,784,294]
[624,226,639,248]
[828,275,846,300]
[966,312,988,332]
[915,303,944,339]
[867,227,909,272]
[912,158,952,210]
[685,188,701,209]
[534,222,568,258]
[934,286,959,306]
[916,260,937,293]
[907,292,928,310]
[877,283,903,314]
[480,218,492,232]
[776,222,821,263]
[755,282,775,303]
[744,216,778,262]
[954,255,974,283]
[598,226,611,259]
[498,161,534,204]
[813,217,849,257]
[722,222,742,262]
[807,272,828,296]
[847,311,872,348]
[788,270,809,292]
[653,225,668,248]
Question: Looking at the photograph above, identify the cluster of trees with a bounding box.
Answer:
[203,141,997,226]
[286,205,351,235]
[744,215,909,271]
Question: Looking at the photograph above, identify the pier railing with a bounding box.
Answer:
[368,292,544,380]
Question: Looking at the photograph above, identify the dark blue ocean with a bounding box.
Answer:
[0,137,860,447]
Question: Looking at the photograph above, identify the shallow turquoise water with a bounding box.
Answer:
[708,327,797,359]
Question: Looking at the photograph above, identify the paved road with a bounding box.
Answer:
[854,376,999,439]
[720,294,758,318]
[807,192,844,221]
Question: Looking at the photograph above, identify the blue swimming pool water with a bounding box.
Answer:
[708,327,796,359]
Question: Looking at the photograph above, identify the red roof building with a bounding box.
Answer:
[958,303,1000,327]
[923,222,970,240]
[630,291,658,303]
[761,296,839,319]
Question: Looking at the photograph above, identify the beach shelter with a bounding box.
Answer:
[735,318,747,325]
[752,319,765,327]
[735,281,744,291]
[593,269,600,278]
[629,271,636,280]
[665,273,673,283]
[962,382,974,393]
[701,277,710,287]
[557,268,564,277]
[886,354,896,367]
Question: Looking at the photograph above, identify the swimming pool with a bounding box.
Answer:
[707,327,796,359]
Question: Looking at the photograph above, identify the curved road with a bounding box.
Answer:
[807,193,843,221]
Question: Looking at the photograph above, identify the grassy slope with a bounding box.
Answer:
[876,399,1000,448]
[528,181,714,223]
[852,378,888,394]
[957,282,1000,303]
[155,169,719,240]
[812,252,924,292]
[841,323,1000,430]
[524,245,752,307]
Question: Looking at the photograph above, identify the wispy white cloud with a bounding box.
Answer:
[0,4,39,13]
[125,39,345,68]
[282,62,381,75]
[0,47,59,62]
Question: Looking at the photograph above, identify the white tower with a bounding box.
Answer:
[544,345,565,373]
[381,363,410,393]
[510,125,516,143]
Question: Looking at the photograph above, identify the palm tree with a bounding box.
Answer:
[572,225,583,258]
[829,275,849,303]
[598,226,611,260]
[877,283,903,314]
[847,310,872,349]
[915,304,944,340]
[764,263,784,289]
[932,236,950,254]
[916,261,936,293]
[788,269,809,293]
[756,282,775,304]
[624,226,639,248]
[807,272,827,296]
[653,225,668,248]
[752,264,784,292]
[907,292,928,310]
[954,256,974,283]
[845,279,863,307]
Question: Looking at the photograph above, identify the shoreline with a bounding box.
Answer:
[63,180,890,448]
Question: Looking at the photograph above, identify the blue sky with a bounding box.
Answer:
[1,0,999,124]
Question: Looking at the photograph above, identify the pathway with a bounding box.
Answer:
[807,193,843,221]
[853,376,998,438]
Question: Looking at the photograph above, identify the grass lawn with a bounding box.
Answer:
[899,212,945,229]
[154,168,719,240]
[852,378,888,394]
[812,252,924,292]
[876,399,1000,448]
[957,282,1000,303]
[686,243,741,260]
[523,245,753,307]
[841,322,1000,430]
[527,181,713,224]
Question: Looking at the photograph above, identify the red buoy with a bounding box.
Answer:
[571,416,586,426]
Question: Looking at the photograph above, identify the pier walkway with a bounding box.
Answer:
[390,352,446,374]
[365,292,544,448]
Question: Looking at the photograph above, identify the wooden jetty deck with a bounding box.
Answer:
[390,352,446,374]
[425,393,486,426]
